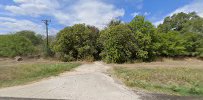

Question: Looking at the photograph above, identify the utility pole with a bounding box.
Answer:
[42,19,51,48]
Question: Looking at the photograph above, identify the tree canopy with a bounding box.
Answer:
[53,24,100,61]
[158,12,203,35]
[99,24,135,63]
[52,12,203,63]
[0,35,34,57]
[15,30,43,45]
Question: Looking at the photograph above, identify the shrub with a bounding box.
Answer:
[183,32,203,56]
[99,24,136,63]
[0,35,34,57]
[158,31,186,56]
[197,48,203,58]
[15,30,43,46]
[129,16,159,61]
[53,24,99,61]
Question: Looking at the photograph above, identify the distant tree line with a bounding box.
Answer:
[0,12,203,63]
[0,30,47,57]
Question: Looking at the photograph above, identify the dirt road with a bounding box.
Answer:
[0,62,140,100]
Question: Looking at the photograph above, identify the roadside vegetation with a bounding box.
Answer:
[0,61,80,88]
[0,30,53,58]
[113,61,203,96]
[53,24,100,62]
[0,12,203,63]
[54,12,203,63]
[0,34,34,57]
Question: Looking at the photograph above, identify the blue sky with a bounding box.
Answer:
[0,0,202,35]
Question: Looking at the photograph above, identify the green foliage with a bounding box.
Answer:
[158,12,203,57]
[158,12,200,33]
[182,16,203,35]
[53,24,99,61]
[43,46,55,57]
[107,19,122,27]
[197,48,203,58]
[157,30,203,57]
[15,30,43,45]
[50,12,203,63]
[0,35,34,57]
[129,16,154,34]
[129,16,158,61]
[99,24,136,63]
[183,32,203,56]
[1,12,202,63]
[158,31,186,56]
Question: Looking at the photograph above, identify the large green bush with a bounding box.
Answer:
[158,31,186,56]
[129,16,159,61]
[15,30,45,56]
[53,24,99,61]
[0,35,34,57]
[183,32,203,56]
[99,24,136,63]
[15,30,43,46]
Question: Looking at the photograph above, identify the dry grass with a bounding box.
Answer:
[0,58,80,88]
[111,58,203,69]
[112,58,203,96]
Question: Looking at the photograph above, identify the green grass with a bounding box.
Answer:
[0,62,80,88]
[113,67,203,96]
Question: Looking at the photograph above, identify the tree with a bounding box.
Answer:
[158,12,203,57]
[159,31,186,56]
[129,16,159,61]
[15,30,43,45]
[99,24,136,63]
[107,19,122,27]
[53,24,99,61]
[183,32,203,56]
[158,12,201,33]
[0,35,34,57]
[182,17,203,36]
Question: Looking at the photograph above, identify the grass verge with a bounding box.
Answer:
[0,62,80,88]
[113,67,203,96]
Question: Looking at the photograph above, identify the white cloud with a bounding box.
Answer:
[168,0,203,17]
[144,12,150,16]
[4,0,124,29]
[153,20,163,27]
[67,0,125,28]
[131,12,150,17]
[0,17,57,35]
[5,0,59,17]
[131,12,140,17]
[153,0,203,26]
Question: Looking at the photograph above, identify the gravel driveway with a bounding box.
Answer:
[0,62,140,100]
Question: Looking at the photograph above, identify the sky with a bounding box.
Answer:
[0,0,203,35]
